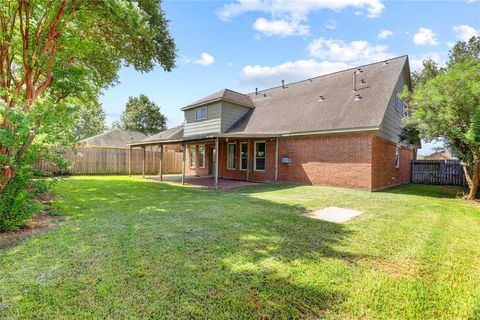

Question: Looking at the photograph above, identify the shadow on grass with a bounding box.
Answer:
[1,177,364,318]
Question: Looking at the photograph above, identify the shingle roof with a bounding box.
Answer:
[226,56,409,135]
[79,129,148,147]
[181,88,255,111]
[141,126,184,143]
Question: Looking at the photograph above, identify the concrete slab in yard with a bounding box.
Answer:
[304,207,362,223]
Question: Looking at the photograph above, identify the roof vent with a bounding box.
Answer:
[383,60,389,67]
[318,95,325,102]
[255,87,258,95]
[263,93,267,97]
[355,68,363,75]
[354,93,362,101]
[282,80,285,89]
[361,79,366,84]
[308,79,313,82]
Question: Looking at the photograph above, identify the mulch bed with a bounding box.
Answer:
[0,193,63,251]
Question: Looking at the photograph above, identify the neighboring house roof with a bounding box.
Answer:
[227,56,410,135]
[141,126,184,143]
[181,88,255,111]
[79,129,148,148]
[425,151,457,160]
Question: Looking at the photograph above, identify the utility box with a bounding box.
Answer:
[281,157,292,165]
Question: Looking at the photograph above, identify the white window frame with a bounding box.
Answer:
[227,143,236,170]
[189,145,196,168]
[198,145,205,169]
[195,107,207,121]
[254,141,266,172]
[240,142,248,171]
[395,146,400,168]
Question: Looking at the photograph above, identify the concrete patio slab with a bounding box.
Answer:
[304,207,362,223]
[147,175,260,190]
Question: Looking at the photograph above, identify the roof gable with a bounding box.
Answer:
[226,56,409,135]
[182,88,254,111]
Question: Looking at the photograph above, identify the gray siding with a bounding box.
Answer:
[184,103,221,137]
[220,102,251,133]
[378,71,407,143]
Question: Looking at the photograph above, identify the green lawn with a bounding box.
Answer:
[1,176,480,319]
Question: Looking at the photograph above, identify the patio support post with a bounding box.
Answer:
[142,146,146,178]
[275,137,279,183]
[159,144,163,181]
[214,137,219,190]
[129,146,132,176]
[181,143,186,185]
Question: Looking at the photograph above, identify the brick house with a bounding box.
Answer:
[130,55,417,190]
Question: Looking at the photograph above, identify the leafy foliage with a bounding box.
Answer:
[116,94,167,134]
[0,1,176,230]
[404,58,480,199]
[72,100,107,141]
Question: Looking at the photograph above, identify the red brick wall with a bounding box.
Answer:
[184,134,416,191]
[371,135,415,190]
[277,133,373,189]
[185,143,213,177]
[218,139,276,182]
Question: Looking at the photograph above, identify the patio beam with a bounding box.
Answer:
[142,146,146,178]
[181,143,186,185]
[129,146,132,177]
[159,144,163,181]
[214,137,219,190]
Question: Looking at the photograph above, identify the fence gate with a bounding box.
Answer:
[411,160,466,186]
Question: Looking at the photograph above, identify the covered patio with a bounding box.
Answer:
[128,135,224,190]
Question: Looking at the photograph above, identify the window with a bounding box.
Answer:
[395,94,402,112]
[189,145,196,168]
[227,143,236,170]
[240,142,248,171]
[195,107,207,120]
[395,147,400,168]
[255,142,266,171]
[198,145,205,168]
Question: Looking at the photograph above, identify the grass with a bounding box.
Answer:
[1,176,480,319]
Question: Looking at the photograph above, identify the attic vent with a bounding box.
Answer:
[318,95,325,102]
[354,93,362,101]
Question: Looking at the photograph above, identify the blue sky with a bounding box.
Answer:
[100,0,480,154]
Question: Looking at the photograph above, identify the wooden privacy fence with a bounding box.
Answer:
[34,147,182,175]
[411,160,466,186]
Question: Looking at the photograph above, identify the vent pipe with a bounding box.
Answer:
[282,80,285,89]
[255,87,258,95]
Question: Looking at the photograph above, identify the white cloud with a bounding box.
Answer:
[240,59,351,87]
[452,24,479,41]
[307,38,393,63]
[413,28,438,46]
[377,29,393,40]
[253,17,310,36]
[409,52,441,72]
[218,0,384,37]
[325,19,336,30]
[193,52,215,66]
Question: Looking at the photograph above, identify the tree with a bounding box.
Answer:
[0,1,175,230]
[117,94,167,134]
[403,59,480,200]
[448,36,480,66]
[73,100,107,141]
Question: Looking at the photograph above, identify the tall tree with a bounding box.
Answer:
[403,58,480,200]
[73,100,107,141]
[0,1,175,229]
[117,94,167,134]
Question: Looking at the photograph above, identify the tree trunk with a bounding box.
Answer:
[463,159,479,200]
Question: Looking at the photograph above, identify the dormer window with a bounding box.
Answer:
[195,107,207,120]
